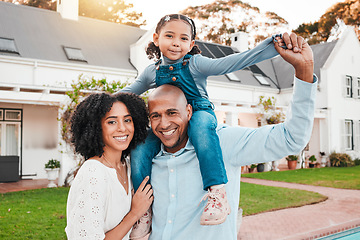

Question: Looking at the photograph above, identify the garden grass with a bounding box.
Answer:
[0,183,327,238]
[242,165,360,190]
[0,187,68,240]
[239,182,327,216]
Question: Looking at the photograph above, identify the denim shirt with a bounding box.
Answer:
[149,76,318,240]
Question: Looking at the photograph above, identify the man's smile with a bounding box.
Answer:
[160,128,176,136]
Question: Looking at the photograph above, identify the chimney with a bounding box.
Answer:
[57,0,79,21]
[230,31,248,52]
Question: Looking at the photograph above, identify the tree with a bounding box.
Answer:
[180,0,290,48]
[1,0,146,27]
[294,0,360,44]
[1,0,55,10]
[79,0,146,27]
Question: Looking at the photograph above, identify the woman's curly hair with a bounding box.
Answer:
[70,92,148,162]
[146,14,201,60]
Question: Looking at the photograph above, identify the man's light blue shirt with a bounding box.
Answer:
[149,77,317,240]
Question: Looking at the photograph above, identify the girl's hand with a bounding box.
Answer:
[131,176,154,219]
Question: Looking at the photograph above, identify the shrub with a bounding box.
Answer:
[329,152,354,167]
[308,155,317,163]
[286,155,298,161]
[354,158,360,166]
[45,159,61,169]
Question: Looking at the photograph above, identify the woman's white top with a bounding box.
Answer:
[65,159,132,240]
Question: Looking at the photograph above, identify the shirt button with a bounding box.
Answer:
[171,194,175,198]
[170,169,174,173]
[168,220,172,224]
[169,66,174,70]
[172,77,176,81]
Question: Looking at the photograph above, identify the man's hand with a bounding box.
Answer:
[274,32,314,83]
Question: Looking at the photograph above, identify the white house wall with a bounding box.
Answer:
[0,55,138,88]
[324,28,360,158]
[0,55,139,182]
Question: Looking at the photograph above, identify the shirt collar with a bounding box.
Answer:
[155,139,194,158]
[161,55,184,65]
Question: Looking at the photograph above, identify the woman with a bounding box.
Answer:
[65,92,153,240]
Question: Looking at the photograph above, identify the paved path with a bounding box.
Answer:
[238,178,360,240]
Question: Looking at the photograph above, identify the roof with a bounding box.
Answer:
[0,1,338,89]
[0,1,146,70]
[196,37,337,90]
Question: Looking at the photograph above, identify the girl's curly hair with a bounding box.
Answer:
[70,92,148,162]
[146,14,201,60]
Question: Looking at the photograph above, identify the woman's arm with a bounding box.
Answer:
[104,177,153,239]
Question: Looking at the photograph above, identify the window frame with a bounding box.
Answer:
[254,74,271,86]
[344,119,354,151]
[0,37,19,54]
[357,77,360,99]
[63,46,87,62]
[345,75,353,98]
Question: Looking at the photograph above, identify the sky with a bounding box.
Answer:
[131,0,343,30]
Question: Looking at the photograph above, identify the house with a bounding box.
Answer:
[0,0,359,185]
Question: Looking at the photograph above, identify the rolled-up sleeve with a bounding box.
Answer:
[219,75,318,167]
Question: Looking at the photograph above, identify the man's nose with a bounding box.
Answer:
[159,116,171,128]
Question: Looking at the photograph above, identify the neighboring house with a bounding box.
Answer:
[0,1,359,185]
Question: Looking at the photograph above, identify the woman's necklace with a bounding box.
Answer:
[102,154,127,185]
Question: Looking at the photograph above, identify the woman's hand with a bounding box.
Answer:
[131,176,154,219]
[104,177,154,239]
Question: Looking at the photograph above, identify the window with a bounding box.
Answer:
[63,47,87,62]
[345,75,352,98]
[344,119,354,150]
[0,37,19,54]
[5,110,21,121]
[0,108,22,156]
[254,74,271,86]
[225,72,241,82]
[357,120,360,151]
[357,77,360,99]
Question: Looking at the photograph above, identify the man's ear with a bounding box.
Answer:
[186,104,193,121]
[153,33,159,47]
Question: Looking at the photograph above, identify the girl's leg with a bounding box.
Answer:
[188,110,228,190]
[130,128,161,191]
[188,109,230,225]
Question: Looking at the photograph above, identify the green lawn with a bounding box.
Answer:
[0,187,68,240]
[239,182,326,216]
[242,165,360,190]
[0,182,327,238]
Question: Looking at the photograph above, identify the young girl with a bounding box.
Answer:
[121,13,285,235]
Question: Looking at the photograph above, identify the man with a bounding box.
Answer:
[146,32,317,239]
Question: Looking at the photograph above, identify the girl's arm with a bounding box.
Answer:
[118,64,157,95]
[104,177,153,240]
[192,35,280,77]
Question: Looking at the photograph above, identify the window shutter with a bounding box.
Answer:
[356,120,360,151]
[341,119,346,151]
[342,75,347,97]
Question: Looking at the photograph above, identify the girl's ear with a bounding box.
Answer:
[190,40,195,50]
[153,33,159,47]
